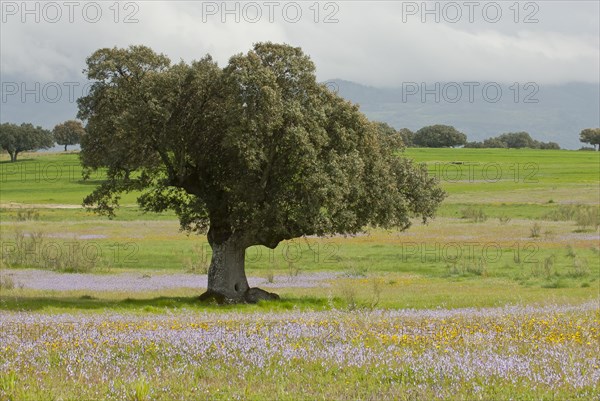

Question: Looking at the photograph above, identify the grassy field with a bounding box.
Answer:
[0,148,598,400]
[1,149,598,297]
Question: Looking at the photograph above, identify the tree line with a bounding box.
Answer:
[2,118,599,164]
[0,120,85,162]
[377,123,600,151]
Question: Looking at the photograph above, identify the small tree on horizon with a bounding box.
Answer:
[466,133,560,149]
[482,137,508,148]
[413,125,467,148]
[77,43,446,303]
[495,132,536,148]
[537,141,560,150]
[53,120,86,151]
[0,122,53,162]
[579,128,600,151]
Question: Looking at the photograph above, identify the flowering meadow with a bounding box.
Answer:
[1,302,598,400]
[1,150,598,399]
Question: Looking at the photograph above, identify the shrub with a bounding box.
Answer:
[338,280,357,311]
[568,257,589,278]
[543,204,599,230]
[530,256,554,278]
[287,262,301,279]
[530,223,542,238]
[575,206,599,231]
[461,207,487,223]
[343,263,368,278]
[466,258,488,276]
[16,209,40,221]
[2,231,98,272]
[370,277,383,309]
[498,215,511,225]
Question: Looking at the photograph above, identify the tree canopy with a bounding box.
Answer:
[413,125,467,148]
[53,120,86,151]
[0,122,53,162]
[77,43,445,302]
[579,128,600,151]
[374,122,414,148]
[465,132,560,149]
[496,132,537,148]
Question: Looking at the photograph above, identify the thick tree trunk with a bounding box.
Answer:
[198,234,279,304]
[207,236,249,301]
[9,151,16,162]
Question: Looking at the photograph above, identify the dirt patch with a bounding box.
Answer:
[0,203,83,209]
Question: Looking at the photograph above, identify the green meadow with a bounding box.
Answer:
[0,149,598,310]
[1,149,599,401]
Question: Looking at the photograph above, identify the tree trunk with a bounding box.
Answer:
[207,236,249,301]
[199,233,279,304]
[64,144,68,152]
[9,151,16,162]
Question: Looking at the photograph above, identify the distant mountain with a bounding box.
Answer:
[1,77,598,150]
[327,79,600,149]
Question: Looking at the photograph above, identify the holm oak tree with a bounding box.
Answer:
[413,125,467,148]
[0,122,53,162]
[53,120,86,151]
[77,43,445,303]
[579,128,600,151]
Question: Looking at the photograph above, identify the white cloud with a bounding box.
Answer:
[1,0,598,86]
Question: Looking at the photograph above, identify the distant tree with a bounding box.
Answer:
[579,128,600,151]
[537,141,560,150]
[413,125,467,148]
[77,43,446,303]
[53,120,86,151]
[495,132,536,148]
[470,132,559,149]
[482,137,508,148]
[0,122,53,162]
[485,132,560,149]
[464,141,482,148]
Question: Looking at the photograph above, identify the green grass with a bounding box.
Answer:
[0,152,139,205]
[2,148,599,207]
[0,148,598,306]
[1,276,595,313]
[1,149,599,401]
[405,148,600,205]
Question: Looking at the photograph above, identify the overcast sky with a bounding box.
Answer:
[2,1,599,86]
[1,1,599,149]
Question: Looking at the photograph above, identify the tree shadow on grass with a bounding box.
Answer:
[0,158,37,164]
[0,294,331,312]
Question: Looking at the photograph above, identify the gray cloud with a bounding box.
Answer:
[1,1,598,86]
[1,0,598,146]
